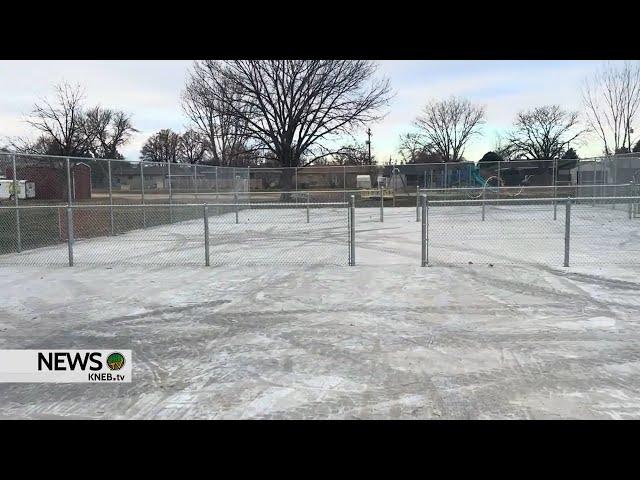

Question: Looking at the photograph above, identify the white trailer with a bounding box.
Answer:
[0,179,36,200]
[356,175,372,189]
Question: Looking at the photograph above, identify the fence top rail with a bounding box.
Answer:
[1,152,253,171]
[207,189,382,195]
[428,196,639,205]
[420,183,636,193]
[0,202,349,210]
[4,151,631,168]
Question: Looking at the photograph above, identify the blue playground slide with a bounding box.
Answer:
[470,166,487,187]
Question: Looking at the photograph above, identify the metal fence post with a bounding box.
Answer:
[66,157,73,204]
[421,194,427,267]
[497,161,501,200]
[215,166,219,201]
[194,164,198,201]
[204,203,210,267]
[612,161,617,210]
[349,195,356,266]
[379,183,384,222]
[306,192,310,223]
[392,166,397,207]
[347,196,351,265]
[612,182,617,210]
[140,161,146,228]
[592,162,596,207]
[167,160,173,223]
[600,159,605,203]
[108,159,114,235]
[234,192,239,224]
[577,159,581,186]
[444,163,448,191]
[67,206,74,267]
[629,182,634,220]
[247,165,251,205]
[481,186,486,221]
[343,166,346,203]
[57,206,62,242]
[416,185,420,222]
[11,154,21,253]
[232,166,236,193]
[564,198,571,267]
[553,158,557,220]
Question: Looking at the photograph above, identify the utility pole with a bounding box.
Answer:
[366,127,372,165]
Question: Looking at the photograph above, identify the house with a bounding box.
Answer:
[250,165,379,191]
[571,154,640,185]
[110,163,252,192]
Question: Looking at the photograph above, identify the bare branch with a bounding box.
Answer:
[507,105,584,160]
[412,96,485,162]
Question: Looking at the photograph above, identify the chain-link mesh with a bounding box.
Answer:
[425,197,640,266]
[427,199,565,266]
[0,206,69,265]
[207,203,348,266]
[69,205,205,266]
[570,197,640,265]
[1,153,69,206]
[0,202,348,266]
[2,153,640,268]
[4,152,637,205]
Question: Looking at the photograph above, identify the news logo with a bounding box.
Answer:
[106,352,125,371]
[0,350,132,383]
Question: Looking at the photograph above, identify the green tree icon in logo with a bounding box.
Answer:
[106,352,125,371]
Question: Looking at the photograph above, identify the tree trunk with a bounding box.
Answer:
[279,168,294,201]
[279,147,297,202]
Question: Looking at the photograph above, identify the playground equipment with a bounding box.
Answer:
[361,188,393,200]
[390,166,408,194]
[467,165,533,199]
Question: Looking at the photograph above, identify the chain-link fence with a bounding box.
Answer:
[420,196,640,267]
[3,152,640,204]
[0,202,349,267]
[2,152,640,268]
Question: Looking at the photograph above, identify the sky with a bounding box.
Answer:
[0,60,622,162]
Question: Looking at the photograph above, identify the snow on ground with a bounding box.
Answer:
[0,206,639,419]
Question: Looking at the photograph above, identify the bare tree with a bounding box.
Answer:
[185,60,391,190]
[140,129,181,163]
[177,130,207,164]
[582,62,640,155]
[12,82,136,160]
[397,132,443,163]
[9,135,61,155]
[83,107,137,159]
[26,82,89,157]
[508,105,583,159]
[492,132,519,160]
[413,96,485,162]
[329,143,375,166]
[182,62,255,166]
